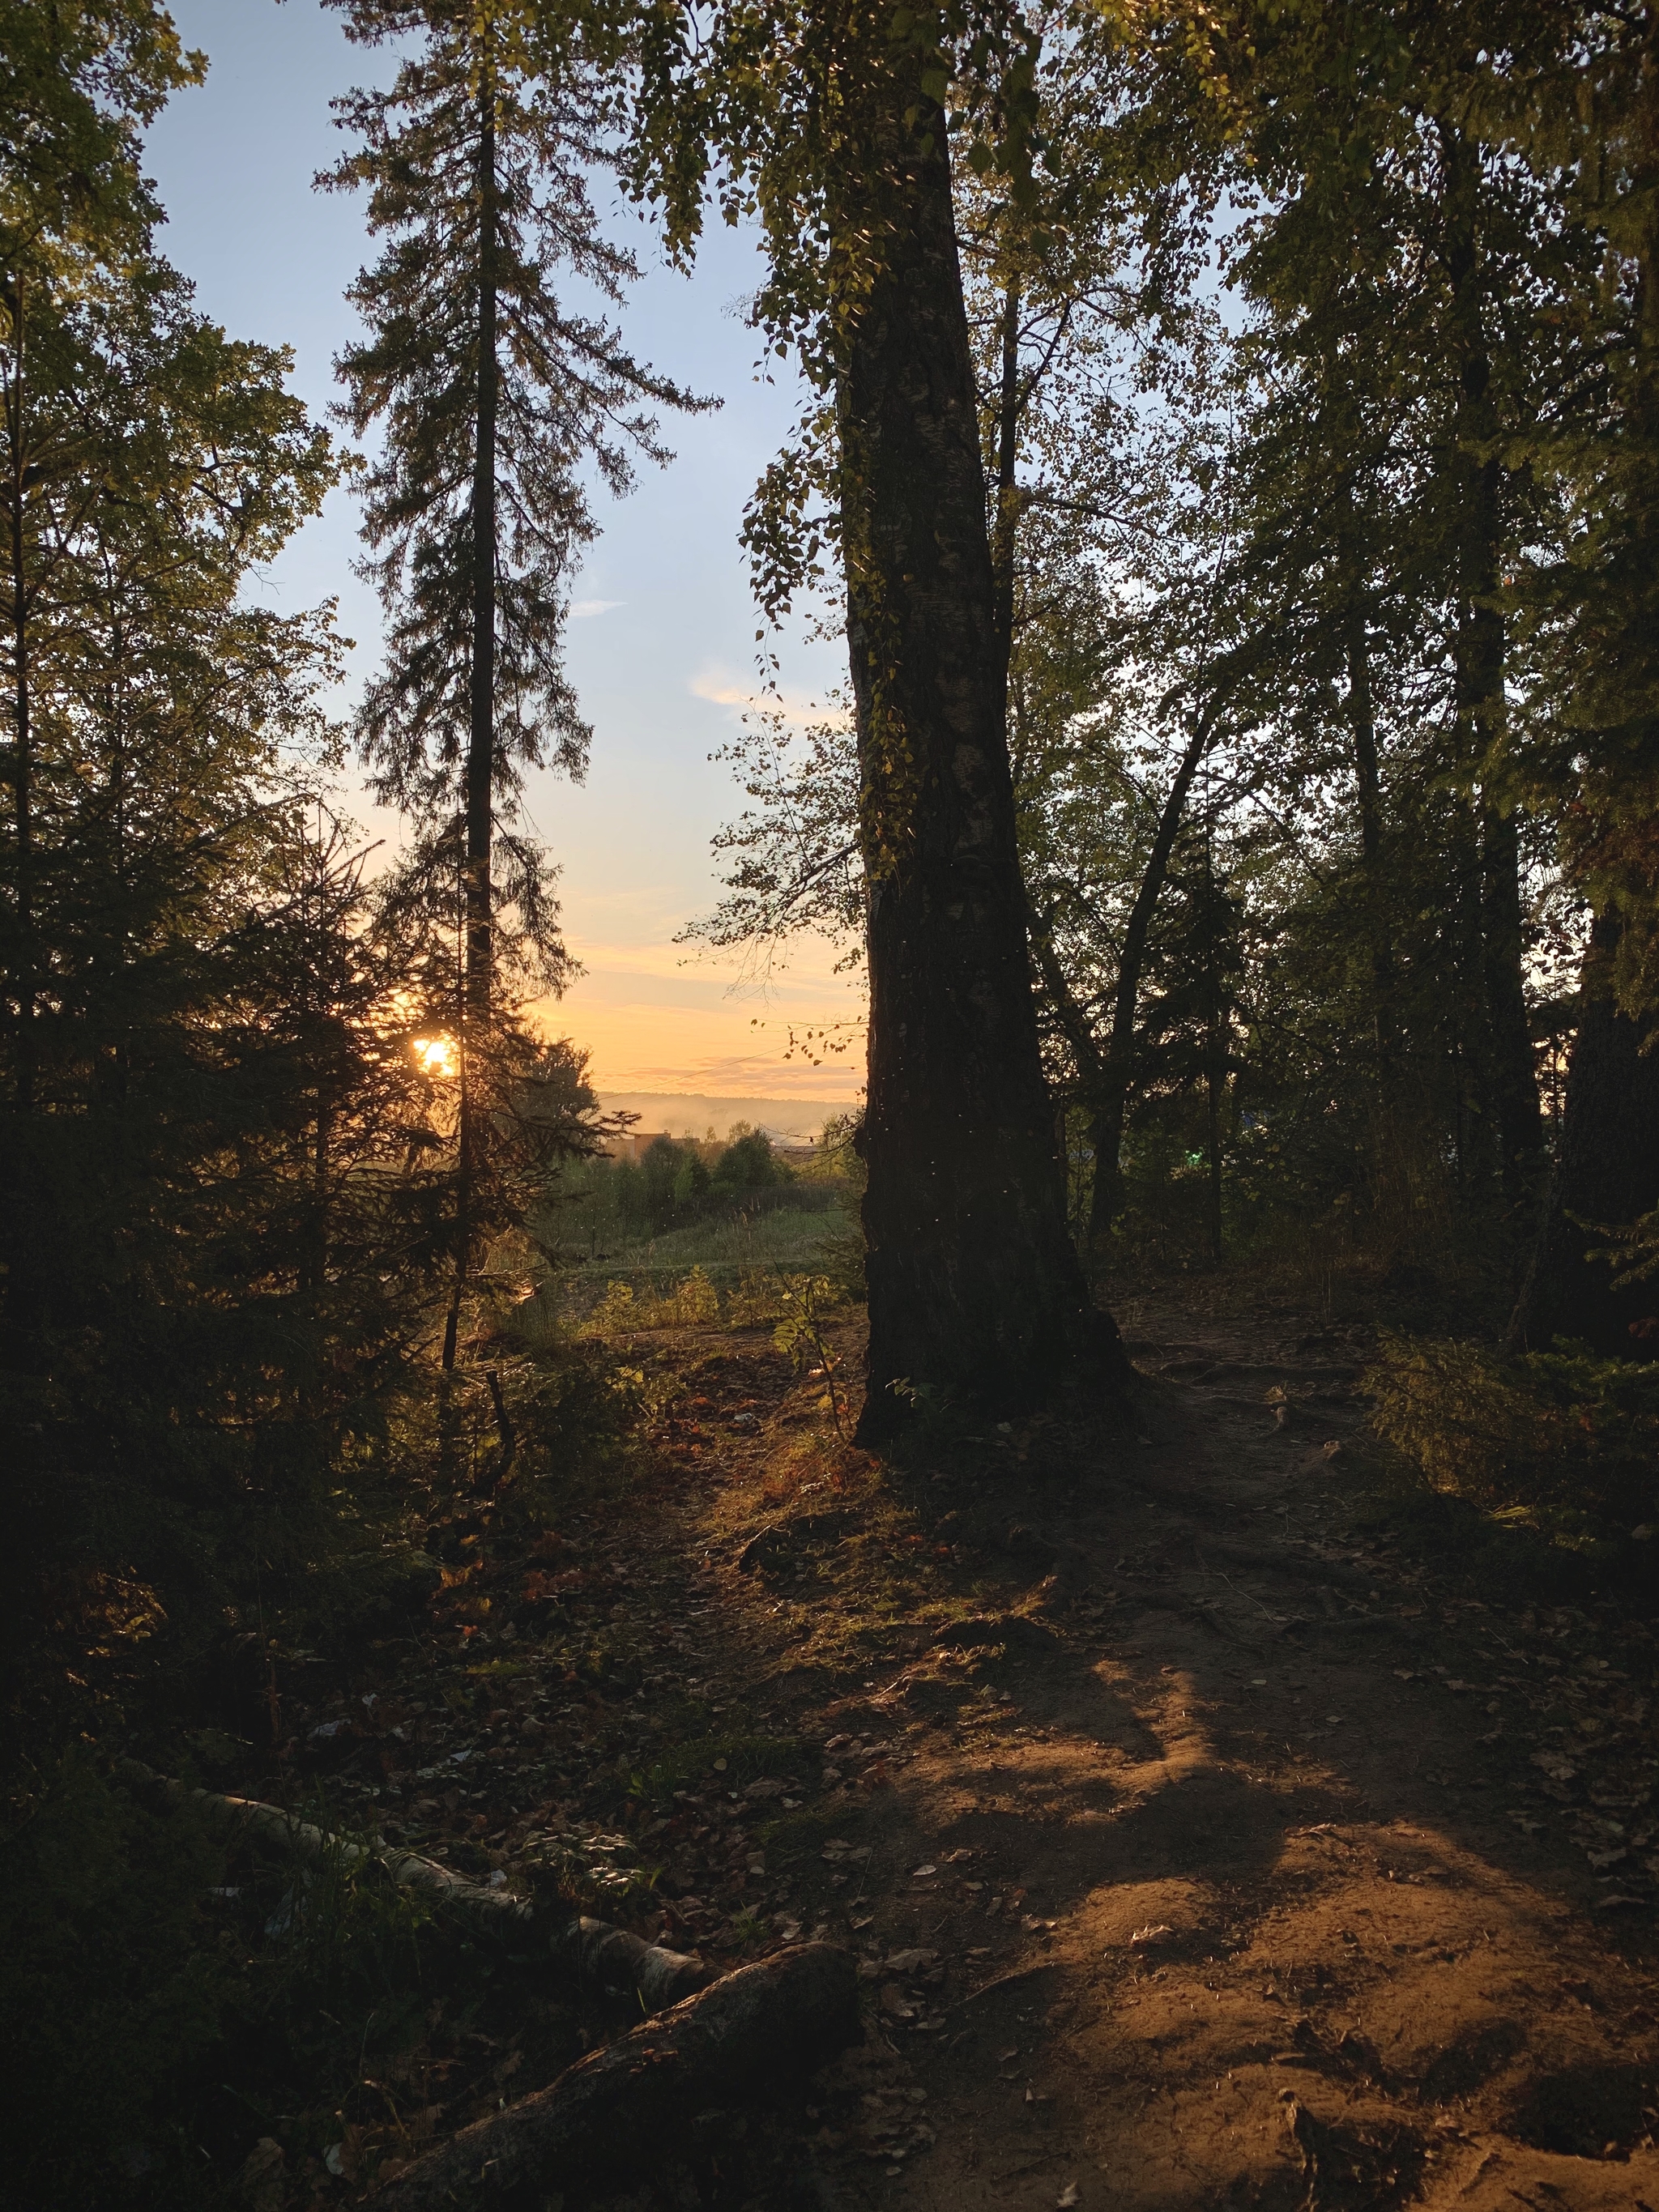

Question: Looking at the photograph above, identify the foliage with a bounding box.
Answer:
[326,0,706,999]
[574,1261,847,1336]
[552,1125,804,1246]
[0,144,428,1728]
[771,1271,848,1432]
[0,1756,236,2210]
[670,0,1651,1285]
[1364,1332,1659,1532]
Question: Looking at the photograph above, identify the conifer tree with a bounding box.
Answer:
[326,0,703,1367]
[0,52,406,1707]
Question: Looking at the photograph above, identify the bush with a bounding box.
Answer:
[1363,1332,1659,1532]
[712,1128,787,1196]
[0,1758,237,2210]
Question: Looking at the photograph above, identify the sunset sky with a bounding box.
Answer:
[145,0,865,1103]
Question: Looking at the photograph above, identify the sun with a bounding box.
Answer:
[415,1035,457,1080]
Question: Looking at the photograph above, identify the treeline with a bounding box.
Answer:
[608,1127,806,1235]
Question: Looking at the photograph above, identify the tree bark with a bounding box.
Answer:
[1480,792,1542,1193]
[445,63,500,1380]
[1344,598,1396,1063]
[1204,933,1226,1268]
[4,271,35,1117]
[1440,120,1542,1198]
[990,272,1021,697]
[371,1942,859,2211]
[834,67,1130,1437]
[467,70,499,1034]
[1510,912,1659,1355]
[1086,713,1215,1244]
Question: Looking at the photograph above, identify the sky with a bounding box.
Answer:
[142,0,864,1105]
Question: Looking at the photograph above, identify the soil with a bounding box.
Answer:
[283,1284,1659,2210]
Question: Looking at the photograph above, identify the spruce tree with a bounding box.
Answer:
[0,242,394,1710]
[326,0,704,1368]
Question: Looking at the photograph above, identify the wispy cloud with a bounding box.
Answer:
[571,598,623,619]
[609,1051,863,1099]
[689,664,851,727]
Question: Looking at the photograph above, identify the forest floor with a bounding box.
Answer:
[279,1278,1659,2211]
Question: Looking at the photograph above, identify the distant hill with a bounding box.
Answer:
[595,1091,859,1143]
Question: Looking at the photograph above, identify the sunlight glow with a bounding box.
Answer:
[416,1035,457,1080]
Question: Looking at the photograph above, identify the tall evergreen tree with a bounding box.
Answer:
[0,232,397,1713]
[326,0,705,1366]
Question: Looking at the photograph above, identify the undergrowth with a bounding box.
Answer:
[0,1758,497,2211]
[1363,1332,1659,1545]
[571,1264,851,1339]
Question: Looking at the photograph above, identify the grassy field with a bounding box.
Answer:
[536,1147,851,1275]
[538,1195,858,1332]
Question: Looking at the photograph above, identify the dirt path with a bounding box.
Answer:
[623,1298,1659,2211]
[296,1298,1659,2208]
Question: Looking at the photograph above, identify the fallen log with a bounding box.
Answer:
[371,1941,861,2210]
[115,1761,710,2010]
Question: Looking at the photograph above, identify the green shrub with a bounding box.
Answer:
[0,1757,237,2210]
[1364,1332,1659,1531]
[814,1224,868,1302]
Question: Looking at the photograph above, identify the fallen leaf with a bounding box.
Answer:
[1057,2188,1081,2209]
[1128,1924,1174,1947]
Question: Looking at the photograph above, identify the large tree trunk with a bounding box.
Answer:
[443,68,499,1383]
[1441,120,1542,1200]
[1510,913,1659,1354]
[1343,597,1396,1063]
[834,63,1130,1438]
[1480,794,1542,1192]
[1085,714,1215,1244]
[4,271,36,1119]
